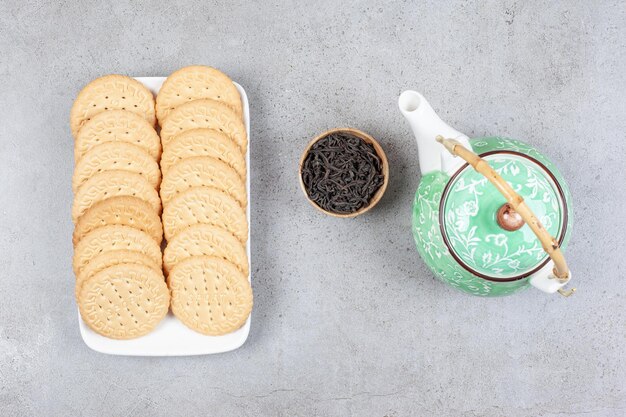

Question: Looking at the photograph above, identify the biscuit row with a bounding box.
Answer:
[70,75,168,339]
[158,66,252,336]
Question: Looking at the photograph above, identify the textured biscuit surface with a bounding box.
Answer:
[159,156,246,208]
[72,142,160,192]
[160,128,246,179]
[72,170,161,223]
[156,65,242,123]
[168,256,252,336]
[75,249,161,299]
[70,75,156,137]
[73,225,162,275]
[74,110,161,163]
[78,263,169,339]
[160,99,247,152]
[163,223,249,275]
[162,186,247,242]
[73,196,163,246]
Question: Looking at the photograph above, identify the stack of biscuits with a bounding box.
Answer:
[158,66,252,336]
[70,67,253,340]
[70,75,169,339]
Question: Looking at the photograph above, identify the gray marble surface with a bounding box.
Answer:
[1,1,625,416]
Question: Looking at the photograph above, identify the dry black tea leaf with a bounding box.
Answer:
[301,132,384,214]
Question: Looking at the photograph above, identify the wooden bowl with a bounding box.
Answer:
[298,127,389,218]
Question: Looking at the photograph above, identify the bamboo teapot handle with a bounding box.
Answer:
[436,136,574,295]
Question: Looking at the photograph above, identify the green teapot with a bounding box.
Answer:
[399,91,574,297]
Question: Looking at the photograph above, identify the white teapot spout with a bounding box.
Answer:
[398,90,472,175]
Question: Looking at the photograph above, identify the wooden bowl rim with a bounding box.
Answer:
[298,127,389,218]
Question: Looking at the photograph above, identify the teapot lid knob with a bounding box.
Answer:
[496,203,525,231]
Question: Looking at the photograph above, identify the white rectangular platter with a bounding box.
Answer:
[78,76,251,356]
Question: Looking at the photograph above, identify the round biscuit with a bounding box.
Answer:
[168,255,252,336]
[72,170,161,223]
[70,75,155,137]
[75,249,161,300]
[73,225,161,276]
[163,223,248,276]
[160,99,246,152]
[72,142,160,193]
[73,196,163,246]
[162,186,247,243]
[156,65,242,123]
[159,156,246,208]
[78,263,169,339]
[74,110,161,163]
[160,128,245,179]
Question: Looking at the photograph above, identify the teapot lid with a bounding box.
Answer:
[439,150,569,281]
